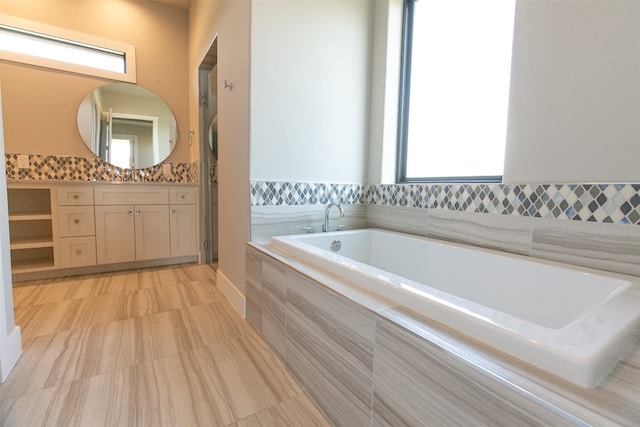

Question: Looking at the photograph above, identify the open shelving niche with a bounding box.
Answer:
[7,187,55,272]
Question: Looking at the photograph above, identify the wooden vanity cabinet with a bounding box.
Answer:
[8,183,198,280]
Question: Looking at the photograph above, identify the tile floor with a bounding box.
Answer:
[0,264,330,426]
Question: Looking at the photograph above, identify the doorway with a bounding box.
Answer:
[199,37,218,262]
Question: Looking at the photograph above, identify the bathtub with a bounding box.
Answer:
[269,228,640,389]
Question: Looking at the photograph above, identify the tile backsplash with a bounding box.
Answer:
[250,182,365,206]
[251,181,640,225]
[367,183,640,225]
[5,154,198,184]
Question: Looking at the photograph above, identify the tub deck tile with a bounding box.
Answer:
[426,208,534,256]
[261,258,287,361]
[245,246,263,334]
[377,305,640,426]
[366,204,429,237]
[531,219,640,277]
[285,269,376,426]
[372,314,577,427]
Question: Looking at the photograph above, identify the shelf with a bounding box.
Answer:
[9,213,53,221]
[11,257,56,273]
[7,188,52,216]
[10,237,54,250]
[8,187,55,274]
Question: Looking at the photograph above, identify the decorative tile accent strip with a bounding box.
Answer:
[5,154,198,184]
[250,181,640,225]
[250,182,365,206]
[366,183,640,225]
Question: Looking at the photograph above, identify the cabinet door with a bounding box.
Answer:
[95,205,136,264]
[135,205,170,261]
[170,204,198,257]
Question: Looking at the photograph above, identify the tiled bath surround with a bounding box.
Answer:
[249,181,640,423]
[5,154,198,184]
[246,245,640,426]
[250,181,640,277]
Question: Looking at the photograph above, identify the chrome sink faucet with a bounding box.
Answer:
[322,202,344,232]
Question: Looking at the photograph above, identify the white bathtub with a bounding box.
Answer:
[269,228,640,389]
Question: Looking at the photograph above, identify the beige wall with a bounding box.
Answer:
[189,1,251,297]
[0,0,190,162]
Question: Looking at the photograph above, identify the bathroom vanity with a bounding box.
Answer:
[7,182,199,281]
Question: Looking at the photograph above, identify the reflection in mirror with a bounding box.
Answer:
[77,83,177,169]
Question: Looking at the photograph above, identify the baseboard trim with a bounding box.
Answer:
[1,325,22,382]
[216,269,246,319]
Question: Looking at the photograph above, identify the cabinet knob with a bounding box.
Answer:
[128,210,133,215]
[181,195,186,199]
[135,210,141,215]
[75,249,82,255]
[172,209,176,214]
[72,194,79,200]
[74,219,80,224]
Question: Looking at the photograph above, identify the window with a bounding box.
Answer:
[397,0,515,183]
[109,136,135,169]
[0,14,136,82]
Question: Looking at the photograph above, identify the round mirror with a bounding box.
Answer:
[77,83,178,169]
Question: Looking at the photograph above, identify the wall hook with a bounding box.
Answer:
[224,80,233,90]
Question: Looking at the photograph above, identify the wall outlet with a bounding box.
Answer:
[162,163,172,175]
[17,154,30,169]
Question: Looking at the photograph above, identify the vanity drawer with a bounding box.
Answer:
[57,186,94,205]
[59,236,96,268]
[169,187,197,204]
[58,206,95,237]
[94,187,168,205]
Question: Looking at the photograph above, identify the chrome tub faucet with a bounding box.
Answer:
[322,202,344,232]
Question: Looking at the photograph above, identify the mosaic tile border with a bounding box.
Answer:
[251,181,640,225]
[366,183,640,225]
[5,154,198,184]
[250,182,365,206]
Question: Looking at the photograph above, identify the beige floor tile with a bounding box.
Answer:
[1,365,141,427]
[187,301,249,346]
[138,350,230,426]
[1,264,328,427]
[15,298,84,339]
[189,334,303,421]
[136,280,221,316]
[229,394,331,427]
